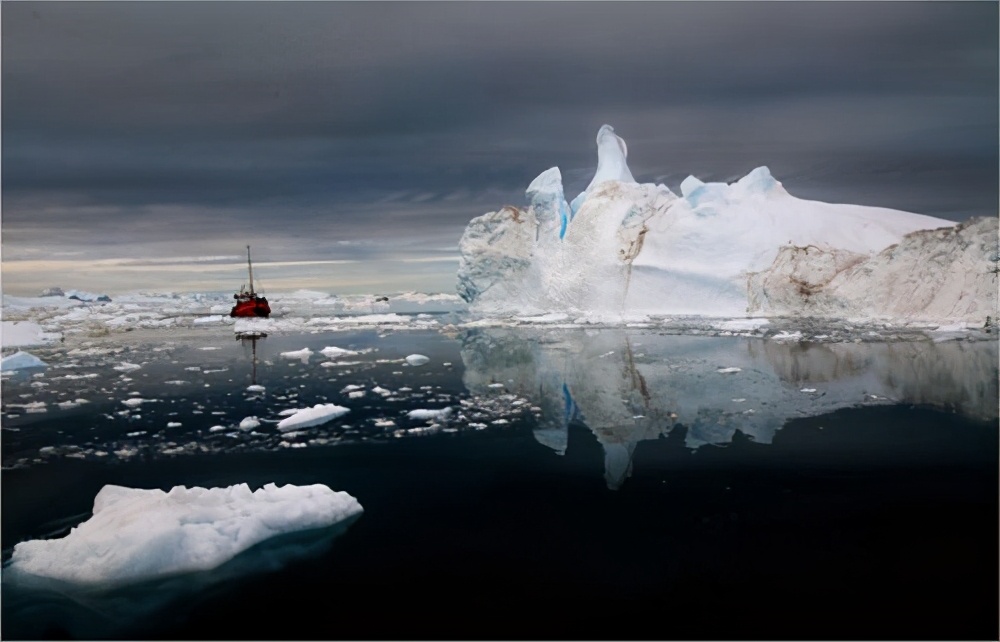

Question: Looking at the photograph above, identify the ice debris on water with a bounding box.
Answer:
[405,354,430,366]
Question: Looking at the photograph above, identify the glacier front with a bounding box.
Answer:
[457,125,998,323]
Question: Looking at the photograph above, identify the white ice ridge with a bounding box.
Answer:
[6,483,363,587]
[456,124,998,323]
[277,403,350,431]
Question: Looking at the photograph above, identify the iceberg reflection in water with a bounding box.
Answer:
[460,328,998,489]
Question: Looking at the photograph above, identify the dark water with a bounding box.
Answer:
[2,327,997,640]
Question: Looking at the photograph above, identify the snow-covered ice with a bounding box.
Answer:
[5,483,362,586]
[277,404,350,431]
[1,321,62,348]
[457,124,996,324]
[405,354,430,366]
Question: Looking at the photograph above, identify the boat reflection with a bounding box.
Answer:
[460,328,998,489]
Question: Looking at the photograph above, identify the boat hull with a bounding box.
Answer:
[230,297,271,318]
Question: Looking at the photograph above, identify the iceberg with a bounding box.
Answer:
[457,125,998,323]
[1,350,48,370]
[5,483,363,587]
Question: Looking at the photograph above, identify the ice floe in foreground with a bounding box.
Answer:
[5,483,362,587]
[1,350,48,370]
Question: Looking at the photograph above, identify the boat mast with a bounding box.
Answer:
[246,245,255,297]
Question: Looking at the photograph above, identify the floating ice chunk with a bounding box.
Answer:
[1,351,48,370]
[320,346,358,358]
[800,388,818,393]
[340,384,364,393]
[193,316,225,325]
[717,367,742,374]
[246,385,266,393]
[405,354,430,366]
[277,404,350,431]
[209,425,226,432]
[167,422,182,428]
[407,407,452,422]
[239,416,260,431]
[280,348,313,363]
[372,386,391,396]
[121,398,155,408]
[57,399,89,409]
[348,391,365,399]
[113,363,142,372]
[771,331,803,342]
[6,483,363,587]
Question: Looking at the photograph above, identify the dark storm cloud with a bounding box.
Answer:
[2,1,997,272]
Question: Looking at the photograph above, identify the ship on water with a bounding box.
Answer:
[230,245,271,318]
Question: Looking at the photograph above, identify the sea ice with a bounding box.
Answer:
[0,351,48,370]
[405,354,430,366]
[1,321,62,348]
[277,404,350,431]
[407,408,452,422]
[5,483,363,586]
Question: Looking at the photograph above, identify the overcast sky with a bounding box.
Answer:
[2,1,997,295]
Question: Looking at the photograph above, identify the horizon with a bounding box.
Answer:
[2,2,998,296]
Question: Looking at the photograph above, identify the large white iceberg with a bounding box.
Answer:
[6,483,363,587]
[457,125,998,323]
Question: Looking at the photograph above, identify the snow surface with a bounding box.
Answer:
[6,483,362,586]
[1,321,62,348]
[456,124,990,323]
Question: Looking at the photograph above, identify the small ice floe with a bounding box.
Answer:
[487,383,505,389]
[714,318,770,332]
[373,418,396,428]
[8,401,47,413]
[121,398,156,408]
[340,384,364,393]
[348,391,365,399]
[113,362,143,372]
[800,388,818,393]
[405,354,429,366]
[57,399,89,409]
[732,398,747,403]
[239,417,261,431]
[167,422,182,428]
[280,348,313,363]
[4,483,363,587]
[320,346,358,358]
[770,331,803,342]
[246,384,266,393]
[209,425,227,433]
[277,404,350,431]
[371,386,391,396]
[717,367,741,374]
[193,316,225,325]
[0,351,48,370]
[407,407,452,422]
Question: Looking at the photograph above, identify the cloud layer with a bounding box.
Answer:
[2,2,997,294]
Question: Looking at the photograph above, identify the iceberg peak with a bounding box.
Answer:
[584,124,636,192]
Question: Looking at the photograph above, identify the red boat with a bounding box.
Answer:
[230,245,271,318]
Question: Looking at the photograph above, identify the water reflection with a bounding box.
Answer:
[460,328,998,489]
